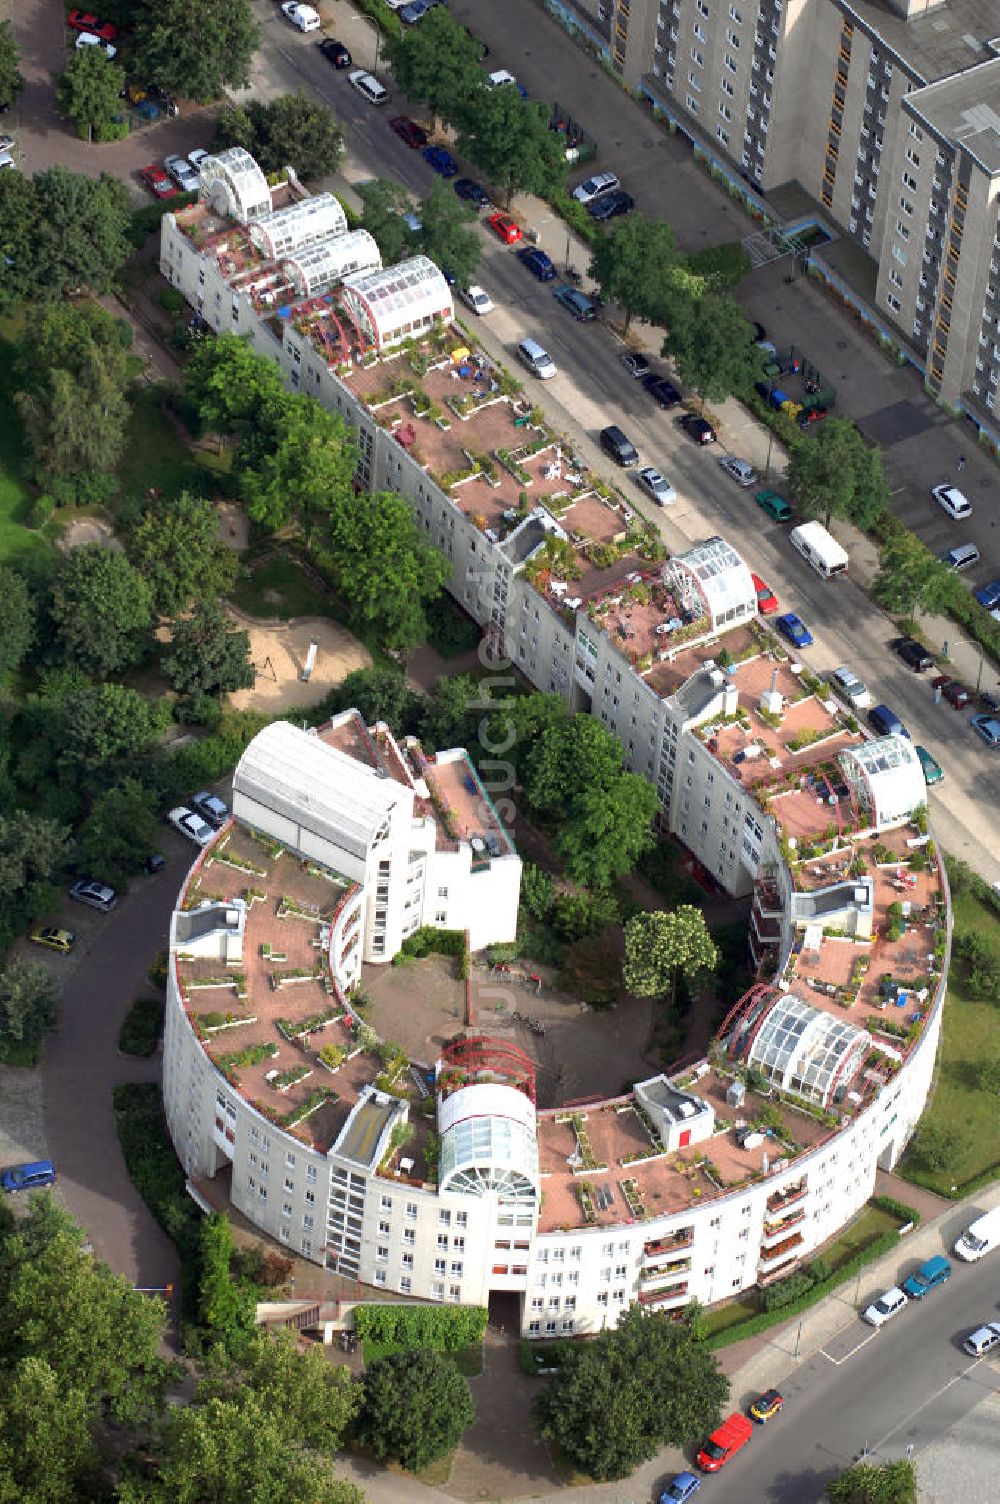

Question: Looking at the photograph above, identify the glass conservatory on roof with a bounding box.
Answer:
[838,736,926,832]
[248,193,348,260]
[199,147,271,224]
[285,231,382,298]
[740,993,869,1108]
[665,535,756,633]
[339,255,453,350]
[437,1083,538,1203]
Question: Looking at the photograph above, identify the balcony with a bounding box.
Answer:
[638,1280,689,1307]
[761,1208,806,1245]
[644,1228,694,1259]
[641,1257,692,1286]
[759,1231,805,1268]
[767,1179,807,1216]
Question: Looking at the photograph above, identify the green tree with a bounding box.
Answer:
[418,673,481,752]
[16,349,130,481]
[588,213,679,334]
[201,1327,361,1454]
[559,776,657,889]
[534,1306,727,1480]
[909,1122,967,1174]
[0,1197,171,1425]
[0,1355,96,1504]
[18,298,132,384]
[48,546,154,675]
[212,103,256,156]
[785,418,888,530]
[76,779,160,884]
[458,89,564,207]
[126,492,238,616]
[0,810,73,948]
[417,178,480,286]
[184,333,288,438]
[0,168,37,309]
[662,289,760,404]
[358,178,417,266]
[55,44,127,142]
[356,1349,475,1472]
[318,488,449,650]
[977,1056,1000,1096]
[132,0,259,102]
[241,94,344,181]
[624,906,718,1013]
[30,168,133,299]
[0,19,23,111]
[198,1214,257,1357]
[827,1459,917,1504]
[873,530,952,627]
[385,8,484,130]
[684,240,753,289]
[0,959,57,1052]
[58,683,167,774]
[0,566,35,677]
[241,395,356,539]
[524,714,625,815]
[333,667,421,734]
[520,863,554,921]
[163,600,255,698]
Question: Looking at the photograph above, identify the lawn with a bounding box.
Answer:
[816,1203,900,1272]
[233,556,337,621]
[0,357,54,569]
[899,886,1000,1195]
[116,384,232,503]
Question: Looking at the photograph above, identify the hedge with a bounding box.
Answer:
[118,996,166,1057]
[353,0,402,42]
[112,1082,203,1325]
[869,1194,920,1226]
[396,926,466,961]
[353,1302,488,1352]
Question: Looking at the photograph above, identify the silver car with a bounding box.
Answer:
[164,154,199,193]
[718,454,758,487]
[963,1322,1000,1357]
[637,465,676,507]
[69,878,118,912]
[828,665,873,709]
[571,170,620,204]
[862,1286,908,1328]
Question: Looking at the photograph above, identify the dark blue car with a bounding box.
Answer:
[517,246,556,281]
[423,144,457,178]
[453,178,490,207]
[974,579,1000,610]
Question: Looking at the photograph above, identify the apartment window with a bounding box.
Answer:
[696,0,709,13]
[721,76,734,96]
[380,1194,393,1211]
[892,245,907,267]
[685,94,700,114]
[896,220,910,241]
[403,1228,415,1246]
[399,1276,412,1294]
[725,29,740,46]
[406,1202,418,1221]
[719,103,732,121]
[690,46,703,66]
[687,71,702,92]
[729,3,742,18]
[693,23,706,41]
[899,196,914,217]
[902,171,917,192]
[450,1260,464,1277]
[401,1252,414,1271]
[886,292,901,312]
[724,52,738,73]
[305,1165,316,1183]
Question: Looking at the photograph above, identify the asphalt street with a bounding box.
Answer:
[248,8,1000,886]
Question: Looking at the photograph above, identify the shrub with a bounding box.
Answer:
[353,1302,488,1351]
[118,995,166,1056]
[28,494,55,529]
[160,286,186,314]
[174,692,222,730]
[397,925,466,960]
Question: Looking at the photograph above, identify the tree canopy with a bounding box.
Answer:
[126,491,239,617]
[0,809,73,952]
[534,1306,728,1479]
[55,43,127,142]
[11,168,132,302]
[15,345,130,483]
[183,333,287,438]
[355,1349,475,1472]
[0,19,23,112]
[417,178,480,286]
[214,94,344,181]
[386,8,484,130]
[330,667,422,736]
[163,600,255,699]
[662,289,761,403]
[48,546,154,676]
[240,394,357,539]
[785,418,889,530]
[0,958,57,1055]
[76,778,161,885]
[358,178,418,267]
[457,88,564,206]
[624,906,718,1009]
[0,565,35,677]
[132,0,259,102]
[873,529,952,626]
[588,213,679,333]
[827,1459,917,1504]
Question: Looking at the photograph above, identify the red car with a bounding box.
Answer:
[389,115,429,149]
[932,675,971,709]
[488,211,523,244]
[68,9,117,41]
[752,572,779,615]
[140,165,178,200]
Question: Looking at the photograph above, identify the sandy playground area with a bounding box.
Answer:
[227,609,372,714]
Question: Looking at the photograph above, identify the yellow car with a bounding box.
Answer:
[28,927,76,954]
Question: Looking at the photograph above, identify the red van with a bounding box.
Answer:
[696,1411,753,1472]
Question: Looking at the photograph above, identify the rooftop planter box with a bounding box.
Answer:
[270,967,325,990]
[577,1181,597,1224]
[261,943,288,963]
[621,1177,646,1219]
[275,1007,338,1041]
[218,1041,279,1072]
[198,1011,257,1034]
[277,896,323,922]
[212,851,268,877]
[271,1064,312,1093]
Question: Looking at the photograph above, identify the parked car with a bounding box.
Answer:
[453,178,490,207]
[863,1286,908,1328]
[144,853,167,875]
[749,1389,784,1423]
[678,413,716,445]
[776,612,813,649]
[828,665,872,709]
[485,69,527,96]
[869,704,910,739]
[621,351,651,379]
[553,284,597,320]
[168,806,214,847]
[718,454,757,487]
[931,483,971,519]
[187,148,212,171]
[517,246,555,279]
[0,133,14,152]
[755,488,793,521]
[75,30,116,56]
[348,70,389,105]
[599,425,639,466]
[28,926,76,953]
[588,189,634,221]
[139,165,177,199]
[280,1,320,31]
[488,212,522,244]
[68,9,117,41]
[389,115,428,148]
[642,374,682,408]
[659,1474,701,1503]
[974,579,1000,610]
[164,155,199,193]
[636,465,676,506]
[891,636,934,673]
[963,1322,1000,1357]
[69,878,118,912]
[932,675,971,709]
[191,792,230,830]
[0,152,15,172]
[939,543,980,572]
[400,0,437,21]
[459,285,493,315]
[317,38,352,68]
[2,1160,57,1192]
[696,1412,753,1472]
[751,573,778,614]
[971,713,1000,749]
[901,1255,951,1299]
[571,170,620,204]
[423,144,457,177]
[915,745,943,785]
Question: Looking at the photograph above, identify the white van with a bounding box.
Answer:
[348,69,389,105]
[517,338,557,379]
[789,520,848,579]
[954,1206,1000,1262]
